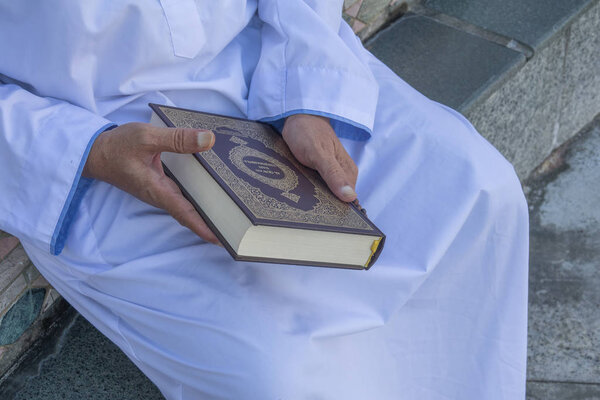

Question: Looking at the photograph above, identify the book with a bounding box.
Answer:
[149,103,385,269]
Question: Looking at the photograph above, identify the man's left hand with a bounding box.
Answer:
[282,114,358,202]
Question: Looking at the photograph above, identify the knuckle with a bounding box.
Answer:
[323,162,343,181]
[309,143,332,166]
[172,128,187,153]
[125,122,145,133]
[131,122,147,131]
[316,139,334,155]
[137,129,158,148]
[303,150,318,168]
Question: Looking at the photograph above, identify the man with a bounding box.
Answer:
[0,1,529,398]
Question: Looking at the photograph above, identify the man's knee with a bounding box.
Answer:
[462,133,528,238]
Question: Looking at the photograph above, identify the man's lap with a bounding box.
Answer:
[21,61,528,399]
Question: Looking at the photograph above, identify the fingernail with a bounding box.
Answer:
[341,185,357,199]
[197,131,214,148]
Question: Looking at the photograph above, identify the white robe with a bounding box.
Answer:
[0,1,529,399]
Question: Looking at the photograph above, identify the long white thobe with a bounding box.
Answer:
[0,1,529,399]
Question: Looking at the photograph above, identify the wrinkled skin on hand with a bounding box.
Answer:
[83,114,359,244]
[282,114,358,202]
[82,122,220,244]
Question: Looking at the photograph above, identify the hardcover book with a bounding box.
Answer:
[149,103,385,269]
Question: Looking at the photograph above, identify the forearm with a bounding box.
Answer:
[249,0,379,141]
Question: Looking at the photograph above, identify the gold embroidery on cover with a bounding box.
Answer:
[229,143,300,201]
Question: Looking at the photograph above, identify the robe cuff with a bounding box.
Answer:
[260,109,372,141]
[50,123,117,255]
[248,66,378,141]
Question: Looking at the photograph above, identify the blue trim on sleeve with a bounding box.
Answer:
[50,123,117,255]
[259,109,372,141]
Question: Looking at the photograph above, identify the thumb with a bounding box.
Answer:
[315,156,357,202]
[151,127,215,154]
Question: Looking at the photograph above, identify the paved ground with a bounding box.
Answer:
[0,309,163,400]
[525,116,600,399]
[1,116,599,399]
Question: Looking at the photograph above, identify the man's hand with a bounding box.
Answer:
[282,114,358,202]
[82,122,220,245]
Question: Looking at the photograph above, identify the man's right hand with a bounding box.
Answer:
[82,122,220,245]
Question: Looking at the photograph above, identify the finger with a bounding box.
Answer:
[158,178,221,245]
[314,156,357,202]
[336,148,359,189]
[150,127,215,154]
[168,195,221,244]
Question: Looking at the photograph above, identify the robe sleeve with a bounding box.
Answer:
[0,82,116,255]
[248,0,378,140]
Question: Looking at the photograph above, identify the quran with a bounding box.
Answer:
[149,104,385,269]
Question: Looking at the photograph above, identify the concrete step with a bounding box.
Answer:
[367,0,600,179]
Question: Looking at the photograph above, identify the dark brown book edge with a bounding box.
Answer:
[162,164,367,270]
[149,103,383,237]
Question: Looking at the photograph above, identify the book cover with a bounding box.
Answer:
[150,103,385,268]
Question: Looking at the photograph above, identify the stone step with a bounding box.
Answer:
[367,0,600,179]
